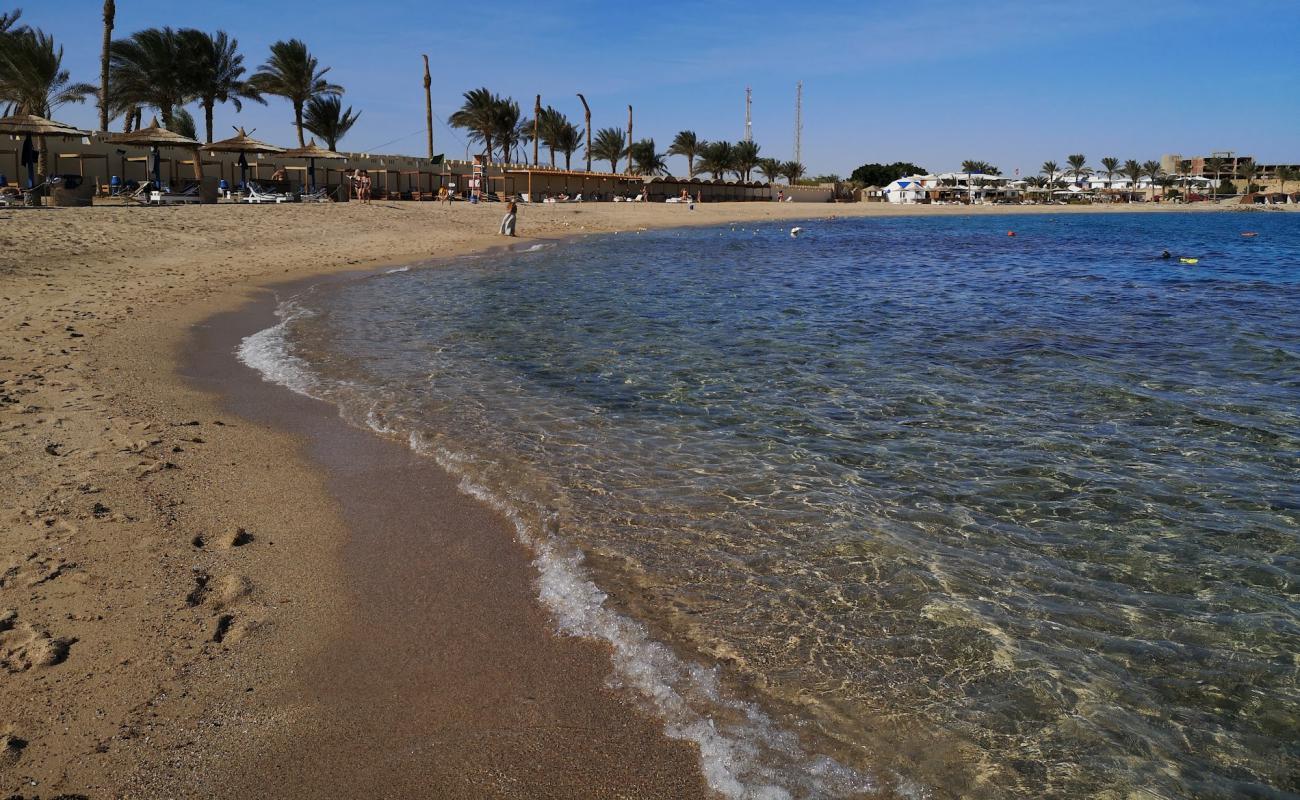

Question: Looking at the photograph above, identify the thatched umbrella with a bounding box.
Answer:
[106,117,202,190]
[204,126,285,189]
[0,113,91,189]
[279,139,345,193]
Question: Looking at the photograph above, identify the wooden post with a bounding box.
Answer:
[577,94,592,173]
[423,55,433,160]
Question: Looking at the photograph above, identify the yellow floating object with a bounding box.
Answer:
[1179,257,1199,264]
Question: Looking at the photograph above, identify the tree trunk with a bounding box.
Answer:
[549,147,555,169]
[687,155,694,179]
[576,94,591,173]
[99,0,114,131]
[565,152,571,170]
[423,55,433,160]
[204,100,214,143]
[625,105,633,175]
[533,95,541,167]
[294,101,305,146]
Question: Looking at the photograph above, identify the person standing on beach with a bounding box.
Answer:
[499,199,518,236]
[357,170,372,205]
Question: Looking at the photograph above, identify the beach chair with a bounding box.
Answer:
[241,181,290,204]
[156,183,201,205]
[300,187,331,203]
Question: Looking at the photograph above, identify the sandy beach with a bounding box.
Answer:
[0,198,1287,797]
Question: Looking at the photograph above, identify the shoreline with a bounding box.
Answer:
[176,274,707,796]
[0,201,1286,797]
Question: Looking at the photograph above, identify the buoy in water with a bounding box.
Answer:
[1007,231,1016,237]
[790,227,803,238]
[1179,257,1199,264]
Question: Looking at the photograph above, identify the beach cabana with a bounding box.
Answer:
[0,113,90,191]
[107,118,202,191]
[204,127,285,190]
[280,139,345,194]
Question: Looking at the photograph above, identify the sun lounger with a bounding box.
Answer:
[155,184,201,205]
[300,187,331,203]
[241,181,290,204]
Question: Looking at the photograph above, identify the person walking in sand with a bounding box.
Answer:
[499,199,518,237]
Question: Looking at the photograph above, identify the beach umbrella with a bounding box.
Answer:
[280,139,345,193]
[0,113,91,190]
[204,126,284,188]
[107,117,202,190]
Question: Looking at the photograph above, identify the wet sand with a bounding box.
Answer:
[175,281,706,797]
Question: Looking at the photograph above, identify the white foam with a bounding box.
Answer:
[235,298,319,396]
[239,290,880,799]
[385,265,411,273]
[409,431,876,799]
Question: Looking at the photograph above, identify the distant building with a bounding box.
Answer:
[1161,153,1300,179]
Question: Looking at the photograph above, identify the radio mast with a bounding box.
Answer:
[793,81,803,164]
[744,87,752,142]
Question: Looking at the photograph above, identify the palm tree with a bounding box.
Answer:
[302,94,360,150]
[0,28,97,117]
[1175,159,1191,202]
[1122,159,1143,202]
[1099,156,1120,201]
[757,158,783,183]
[184,30,262,143]
[1236,159,1257,195]
[170,105,197,139]
[1277,165,1297,199]
[1040,160,1059,191]
[1142,160,1163,200]
[628,138,668,176]
[492,96,527,164]
[696,140,735,180]
[589,127,626,173]
[98,1,114,130]
[448,87,501,161]
[0,24,96,182]
[1067,154,1089,185]
[1205,156,1225,197]
[553,121,582,170]
[780,160,806,185]
[0,9,25,35]
[108,28,193,129]
[250,39,342,146]
[667,130,702,178]
[535,106,567,167]
[733,140,761,181]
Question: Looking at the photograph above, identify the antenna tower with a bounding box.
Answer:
[793,81,803,164]
[744,87,752,142]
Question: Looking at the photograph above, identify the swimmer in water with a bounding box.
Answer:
[1160,250,1172,259]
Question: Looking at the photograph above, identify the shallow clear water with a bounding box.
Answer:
[246,212,1299,799]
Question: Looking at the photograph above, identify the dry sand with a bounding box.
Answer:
[0,198,1277,797]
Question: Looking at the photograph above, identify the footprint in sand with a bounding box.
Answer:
[0,609,75,672]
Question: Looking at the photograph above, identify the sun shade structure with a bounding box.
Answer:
[204,127,285,188]
[0,114,91,190]
[280,139,345,193]
[107,117,204,190]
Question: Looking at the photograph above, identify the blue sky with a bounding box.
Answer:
[16,0,1300,177]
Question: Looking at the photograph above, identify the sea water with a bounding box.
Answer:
[241,212,1299,799]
